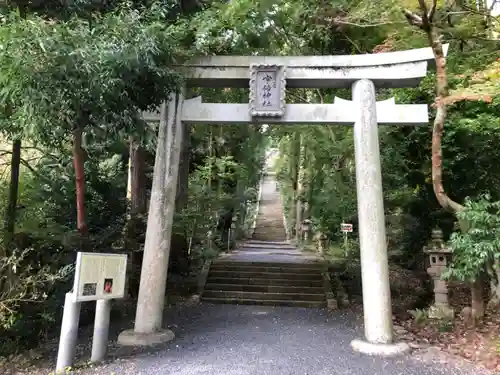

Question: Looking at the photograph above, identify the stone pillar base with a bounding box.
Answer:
[351,339,411,357]
[117,329,175,346]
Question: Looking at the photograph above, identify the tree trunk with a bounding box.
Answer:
[72,127,88,236]
[295,133,306,242]
[129,140,148,214]
[125,138,148,298]
[490,258,500,306]
[406,1,484,315]
[488,269,500,307]
[3,140,21,256]
[426,29,464,214]
[169,122,191,275]
[289,132,300,239]
[471,278,485,319]
[403,2,463,213]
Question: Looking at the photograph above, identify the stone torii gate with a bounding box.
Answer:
[118,45,448,356]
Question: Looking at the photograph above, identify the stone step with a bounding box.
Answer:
[206,277,324,287]
[210,264,322,274]
[241,241,290,249]
[252,229,285,231]
[252,233,287,237]
[241,244,293,250]
[252,235,287,237]
[202,297,326,308]
[203,290,325,302]
[251,239,289,243]
[245,240,291,246]
[253,223,286,226]
[233,250,302,256]
[208,270,322,280]
[255,220,284,223]
[205,283,325,294]
[211,261,325,269]
[252,226,285,229]
[253,224,285,227]
[253,230,285,232]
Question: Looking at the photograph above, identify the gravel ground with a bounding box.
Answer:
[70,303,491,375]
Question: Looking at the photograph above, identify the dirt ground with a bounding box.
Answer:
[340,262,500,372]
[393,283,500,372]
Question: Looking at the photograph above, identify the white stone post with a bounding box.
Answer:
[350,79,409,356]
[56,293,81,373]
[90,299,111,362]
[118,89,184,346]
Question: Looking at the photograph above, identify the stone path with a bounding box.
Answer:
[220,174,318,264]
[251,175,287,242]
[78,304,488,375]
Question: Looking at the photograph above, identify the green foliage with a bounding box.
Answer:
[409,308,429,325]
[0,144,130,355]
[0,3,185,146]
[0,246,73,354]
[444,195,500,282]
[0,249,73,329]
[176,123,267,264]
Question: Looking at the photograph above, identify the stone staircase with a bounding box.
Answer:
[204,254,325,307]
[252,176,287,242]
[202,176,327,308]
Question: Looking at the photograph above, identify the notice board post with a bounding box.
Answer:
[56,252,127,373]
[340,223,353,257]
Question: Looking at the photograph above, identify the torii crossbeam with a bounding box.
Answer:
[144,96,428,126]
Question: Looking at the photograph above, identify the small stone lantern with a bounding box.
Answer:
[423,228,454,319]
[206,230,214,250]
[229,217,238,250]
[316,232,328,255]
[301,219,312,242]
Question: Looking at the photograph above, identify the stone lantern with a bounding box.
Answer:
[316,232,328,255]
[423,228,454,319]
[206,230,214,250]
[229,216,238,249]
[301,219,312,242]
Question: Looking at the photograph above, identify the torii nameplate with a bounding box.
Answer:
[249,64,286,117]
